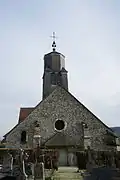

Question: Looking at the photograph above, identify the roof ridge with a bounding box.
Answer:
[20,107,34,109]
[4,86,60,137]
[58,85,114,133]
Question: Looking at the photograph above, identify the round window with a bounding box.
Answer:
[55,120,65,131]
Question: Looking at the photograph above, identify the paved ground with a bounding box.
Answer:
[52,167,84,180]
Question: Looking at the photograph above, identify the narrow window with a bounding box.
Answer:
[21,131,26,144]
[51,73,57,85]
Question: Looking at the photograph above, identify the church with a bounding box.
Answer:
[3,34,117,166]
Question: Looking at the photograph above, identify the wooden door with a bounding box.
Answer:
[58,149,67,166]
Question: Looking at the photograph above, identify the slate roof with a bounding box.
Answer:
[44,51,65,58]
[111,127,120,137]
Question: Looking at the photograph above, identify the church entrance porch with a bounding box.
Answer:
[42,147,82,167]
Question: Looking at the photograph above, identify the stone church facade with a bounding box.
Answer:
[4,40,117,166]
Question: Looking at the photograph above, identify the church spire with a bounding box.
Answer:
[42,33,68,99]
[50,32,57,51]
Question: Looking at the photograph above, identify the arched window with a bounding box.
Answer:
[21,131,27,144]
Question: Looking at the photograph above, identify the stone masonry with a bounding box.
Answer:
[5,86,116,152]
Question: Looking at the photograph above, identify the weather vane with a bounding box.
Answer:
[50,32,58,51]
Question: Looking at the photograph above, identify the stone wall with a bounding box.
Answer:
[5,86,116,151]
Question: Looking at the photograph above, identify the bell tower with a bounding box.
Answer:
[42,32,68,99]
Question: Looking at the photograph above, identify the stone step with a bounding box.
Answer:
[52,167,83,180]
[53,178,81,179]
[53,176,82,178]
[52,173,83,180]
[53,177,82,180]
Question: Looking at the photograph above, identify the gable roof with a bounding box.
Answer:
[4,86,115,137]
[111,127,120,137]
[67,89,116,135]
[4,99,44,137]
[18,107,34,123]
[4,107,35,137]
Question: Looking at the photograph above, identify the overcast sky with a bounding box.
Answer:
[0,0,120,138]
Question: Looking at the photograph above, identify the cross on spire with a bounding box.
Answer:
[50,32,57,51]
[50,32,57,42]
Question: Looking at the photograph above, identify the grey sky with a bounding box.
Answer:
[0,0,120,138]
